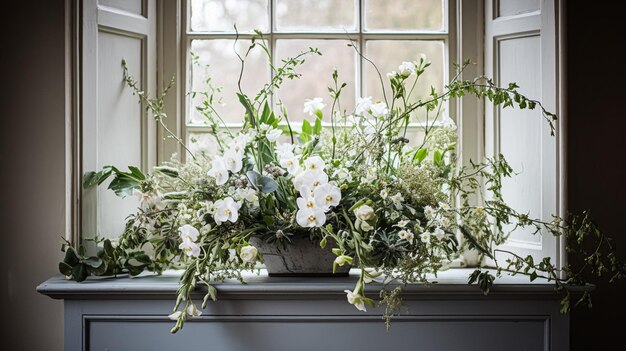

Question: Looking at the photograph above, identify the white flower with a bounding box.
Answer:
[265,127,283,142]
[344,289,367,312]
[303,97,325,116]
[296,186,316,210]
[280,155,301,174]
[370,102,389,118]
[354,205,375,221]
[333,168,352,182]
[168,311,183,321]
[296,208,327,227]
[303,155,326,171]
[379,189,389,199]
[313,183,342,210]
[398,61,416,77]
[386,71,398,79]
[179,238,201,257]
[293,170,328,190]
[424,205,436,219]
[223,148,243,173]
[355,96,373,115]
[178,224,199,242]
[132,189,158,207]
[235,187,258,204]
[420,231,431,244]
[433,227,446,240]
[276,142,295,159]
[438,201,451,211]
[186,304,202,317]
[207,158,229,185]
[213,197,242,225]
[239,245,258,264]
[398,229,414,242]
[229,132,252,154]
[390,192,404,205]
[395,219,410,228]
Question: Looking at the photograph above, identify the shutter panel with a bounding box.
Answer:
[81,0,157,240]
[484,0,563,266]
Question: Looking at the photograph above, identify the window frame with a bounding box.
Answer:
[177,0,457,161]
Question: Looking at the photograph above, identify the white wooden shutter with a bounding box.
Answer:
[484,0,564,267]
[81,0,157,240]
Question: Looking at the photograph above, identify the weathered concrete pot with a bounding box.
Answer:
[250,235,351,277]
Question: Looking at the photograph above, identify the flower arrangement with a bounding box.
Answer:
[60,34,625,333]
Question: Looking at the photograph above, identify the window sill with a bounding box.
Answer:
[37,268,587,301]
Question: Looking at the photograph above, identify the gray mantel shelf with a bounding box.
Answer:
[38,269,576,351]
[37,268,567,300]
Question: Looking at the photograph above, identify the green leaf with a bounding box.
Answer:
[59,262,73,276]
[127,166,145,180]
[313,116,322,135]
[332,248,342,256]
[154,166,179,178]
[83,256,103,268]
[529,271,538,282]
[320,237,327,248]
[260,101,270,124]
[64,247,80,266]
[301,119,312,140]
[72,264,88,282]
[413,148,428,164]
[263,216,275,226]
[237,93,256,128]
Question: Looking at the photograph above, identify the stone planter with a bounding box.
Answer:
[250,235,351,277]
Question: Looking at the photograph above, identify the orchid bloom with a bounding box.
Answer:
[303,97,325,116]
[207,158,229,185]
[213,197,242,225]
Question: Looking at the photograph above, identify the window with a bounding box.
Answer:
[75,0,564,270]
[183,0,452,156]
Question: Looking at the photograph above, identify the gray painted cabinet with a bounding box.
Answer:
[38,269,569,351]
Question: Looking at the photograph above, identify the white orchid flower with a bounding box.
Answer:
[178,224,199,242]
[344,289,367,312]
[265,127,283,142]
[313,183,342,210]
[239,245,258,264]
[179,238,201,257]
[223,148,243,173]
[398,229,414,243]
[303,97,325,116]
[303,155,326,171]
[207,157,229,185]
[355,96,373,116]
[398,61,416,77]
[293,170,328,190]
[213,197,242,225]
[370,102,389,118]
[296,207,327,227]
[280,155,301,174]
[333,168,352,182]
[132,188,157,207]
[276,142,295,159]
[296,186,316,210]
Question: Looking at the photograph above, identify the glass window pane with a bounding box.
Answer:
[364,40,445,122]
[188,132,220,155]
[275,40,356,122]
[190,0,269,32]
[189,39,270,125]
[275,0,357,32]
[365,0,444,31]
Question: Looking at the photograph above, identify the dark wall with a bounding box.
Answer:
[0,1,65,350]
[567,3,626,350]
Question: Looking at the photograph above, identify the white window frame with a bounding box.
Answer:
[166,0,458,162]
